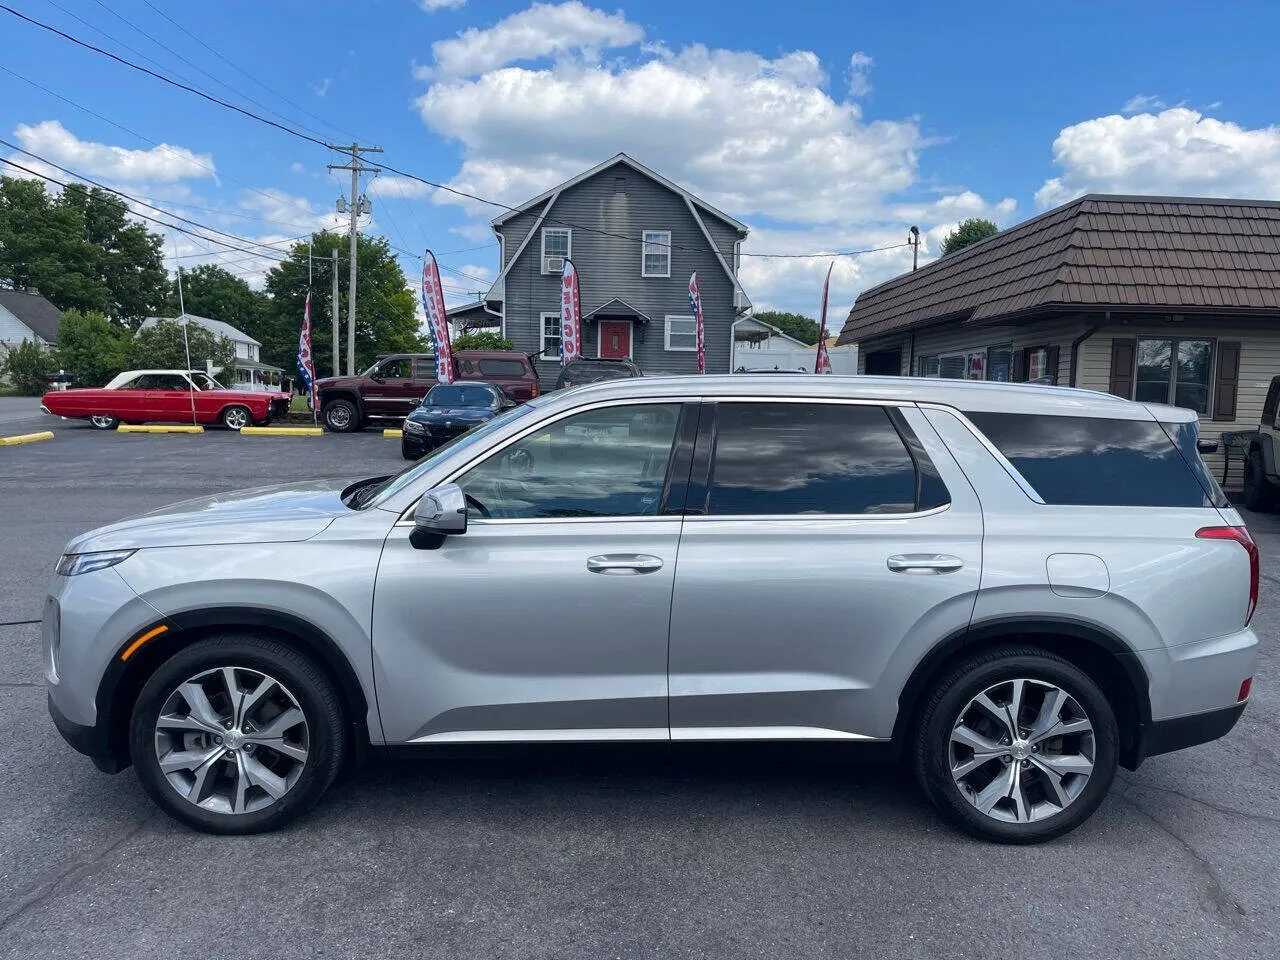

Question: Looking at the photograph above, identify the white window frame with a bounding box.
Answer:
[641,230,671,278]
[540,228,571,274]
[665,315,697,352]
[540,311,562,360]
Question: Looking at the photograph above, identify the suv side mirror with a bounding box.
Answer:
[1197,439,1219,454]
[411,483,467,548]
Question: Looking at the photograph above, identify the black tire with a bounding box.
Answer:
[89,414,120,430]
[1244,449,1274,512]
[401,440,420,461]
[220,405,252,431]
[912,645,1119,844]
[323,399,360,433]
[128,634,346,835]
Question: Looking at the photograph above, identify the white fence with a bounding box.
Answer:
[732,345,859,375]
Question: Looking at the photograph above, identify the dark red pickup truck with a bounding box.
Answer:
[315,351,539,432]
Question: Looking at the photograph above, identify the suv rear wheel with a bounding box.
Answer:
[1244,449,1275,512]
[912,646,1118,843]
[323,399,360,433]
[128,634,346,834]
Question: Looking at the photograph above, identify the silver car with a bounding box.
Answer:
[44,375,1258,842]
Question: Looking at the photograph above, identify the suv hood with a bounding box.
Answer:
[66,480,352,553]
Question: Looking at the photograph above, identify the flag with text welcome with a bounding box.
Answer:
[814,262,834,375]
[422,250,454,383]
[560,258,582,364]
[297,291,316,408]
[689,272,705,374]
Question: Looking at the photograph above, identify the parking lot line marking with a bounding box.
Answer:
[240,426,324,437]
[383,429,403,438]
[0,430,55,446]
[116,425,205,434]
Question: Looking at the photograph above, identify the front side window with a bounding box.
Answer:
[642,230,671,277]
[965,411,1212,507]
[541,313,562,360]
[706,403,949,516]
[541,228,570,272]
[665,315,696,351]
[1135,338,1212,414]
[378,358,412,380]
[457,403,682,519]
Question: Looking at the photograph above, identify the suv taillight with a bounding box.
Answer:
[1197,526,1259,626]
[531,382,539,398]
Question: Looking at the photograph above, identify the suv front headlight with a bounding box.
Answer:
[56,549,136,577]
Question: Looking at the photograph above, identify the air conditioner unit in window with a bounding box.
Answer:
[543,256,565,274]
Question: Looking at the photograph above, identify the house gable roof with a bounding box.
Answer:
[491,153,749,235]
[836,194,1280,345]
[0,290,61,342]
[142,313,260,347]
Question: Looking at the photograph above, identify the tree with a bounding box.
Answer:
[753,310,821,345]
[262,231,424,376]
[940,218,999,257]
[126,319,236,385]
[166,264,269,336]
[55,309,131,387]
[452,331,514,351]
[0,339,55,395]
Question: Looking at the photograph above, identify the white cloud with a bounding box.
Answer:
[422,1,644,81]
[421,0,466,9]
[847,51,873,97]
[1035,106,1280,208]
[368,174,435,199]
[237,187,344,234]
[1121,94,1166,115]
[310,78,333,97]
[13,120,213,182]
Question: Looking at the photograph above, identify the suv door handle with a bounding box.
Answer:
[886,554,964,574]
[587,554,664,574]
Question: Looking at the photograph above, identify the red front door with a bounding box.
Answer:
[599,320,631,359]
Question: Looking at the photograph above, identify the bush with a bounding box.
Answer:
[0,339,55,395]
[452,331,515,351]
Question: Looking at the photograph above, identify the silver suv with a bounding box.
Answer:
[44,375,1258,842]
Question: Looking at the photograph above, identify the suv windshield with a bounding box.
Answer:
[358,400,542,509]
[426,385,496,407]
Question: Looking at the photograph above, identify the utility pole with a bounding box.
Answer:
[330,249,340,377]
[327,142,382,375]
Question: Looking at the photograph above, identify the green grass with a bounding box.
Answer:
[289,394,309,413]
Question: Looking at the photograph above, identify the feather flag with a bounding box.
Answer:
[297,291,317,408]
[421,250,455,383]
[689,272,706,374]
[814,262,834,375]
[560,258,582,364]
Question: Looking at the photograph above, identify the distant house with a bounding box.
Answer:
[141,313,284,391]
[0,290,61,362]
[836,194,1280,476]
[479,153,753,387]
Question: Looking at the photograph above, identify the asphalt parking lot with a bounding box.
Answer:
[2,412,1280,960]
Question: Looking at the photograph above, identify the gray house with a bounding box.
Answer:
[0,289,61,362]
[481,154,752,387]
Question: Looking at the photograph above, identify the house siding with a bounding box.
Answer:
[0,305,43,345]
[497,163,744,387]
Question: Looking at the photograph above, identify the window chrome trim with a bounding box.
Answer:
[916,401,1047,504]
[409,728,669,744]
[671,726,884,742]
[684,503,951,524]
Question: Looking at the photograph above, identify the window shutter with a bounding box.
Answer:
[1213,341,1241,421]
[1044,345,1061,385]
[1011,349,1027,382]
[1108,338,1136,398]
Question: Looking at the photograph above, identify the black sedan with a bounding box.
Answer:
[401,381,514,460]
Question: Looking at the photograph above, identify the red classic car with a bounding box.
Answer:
[41,370,290,430]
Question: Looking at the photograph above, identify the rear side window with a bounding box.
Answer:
[964,411,1212,507]
[707,403,950,515]
[479,359,528,377]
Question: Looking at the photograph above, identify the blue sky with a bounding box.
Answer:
[3,0,1280,317]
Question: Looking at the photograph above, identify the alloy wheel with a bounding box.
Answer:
[90,415,117,429]
[153,666,309,815]
[949,677,1095,824]
[224,407,250,430]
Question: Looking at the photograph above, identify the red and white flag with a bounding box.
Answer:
[814,262,834,375]
[421,251,454,383]
[688,272,705,374]
[297,291,317,408]
[560,259,582,364]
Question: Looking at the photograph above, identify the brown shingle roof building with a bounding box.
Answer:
[837,194,1280,482]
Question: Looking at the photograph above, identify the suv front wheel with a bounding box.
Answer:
[322,399,361,433]
[912,646,1118,843]
[128,634,347,834]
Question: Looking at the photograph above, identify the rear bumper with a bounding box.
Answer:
[1128,702,1246,767]
[48,692,126,774]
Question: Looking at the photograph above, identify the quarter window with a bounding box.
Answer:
[540,312,562,360]
[665,316,697,351]
[642,230,671,277]
[457,403,682,519]
[706,403,949,516]
[1135,338,1212,414]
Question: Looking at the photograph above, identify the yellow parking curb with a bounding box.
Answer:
[240,426,324,437]
[383,429,403,438]
[0,430,55,446]
[117,425,204,434]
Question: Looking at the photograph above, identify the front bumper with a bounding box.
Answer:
[48,692,126,773]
